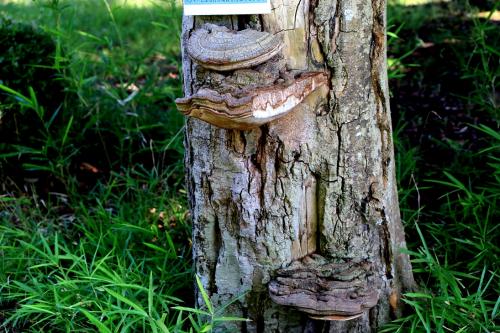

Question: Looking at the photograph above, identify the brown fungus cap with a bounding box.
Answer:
[175,72,328,130]
[187,24,284,71]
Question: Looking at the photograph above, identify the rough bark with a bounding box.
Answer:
[181,0,415,331]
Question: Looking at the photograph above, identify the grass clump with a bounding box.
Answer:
[0,191,191,332]
[0,16,67,187]
[386,1,499,332]
[387,128,500,332]
[0,0,185,194]
[0,15,63,109]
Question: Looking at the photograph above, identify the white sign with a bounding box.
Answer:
[183,0,271,16]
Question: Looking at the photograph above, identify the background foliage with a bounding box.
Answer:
[0,0,498,332]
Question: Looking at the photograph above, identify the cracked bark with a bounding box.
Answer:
[181,0,415,331]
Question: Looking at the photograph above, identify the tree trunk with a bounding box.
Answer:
[181,0,415,331]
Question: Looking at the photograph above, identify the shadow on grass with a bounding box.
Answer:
[0,0,185,197]
[389,0,498,189]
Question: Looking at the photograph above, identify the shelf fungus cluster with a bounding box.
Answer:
[268,254,379,321]
[176,24,329,130]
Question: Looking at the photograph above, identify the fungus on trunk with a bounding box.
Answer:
[268,254,379,321]
[186,23,284,71]
[176,72,328,130]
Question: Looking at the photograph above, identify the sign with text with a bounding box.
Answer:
[183,0,271,16]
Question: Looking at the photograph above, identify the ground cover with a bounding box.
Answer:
[385,1,499,331]
[0,0,498,332]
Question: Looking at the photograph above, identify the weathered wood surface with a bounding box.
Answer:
[180,0,415,331]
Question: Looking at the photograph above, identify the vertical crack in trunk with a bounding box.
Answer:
[370,0,391,185]
[187,17,197,95]
[377,208,393,280]
[211,215,221,294]
[333,120,345,245]
[313,172,323,255]
[255,125,269,208]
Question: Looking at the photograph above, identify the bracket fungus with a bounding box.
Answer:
[176,72,328,130]
[187,24,284,71]
[268,254,379,321]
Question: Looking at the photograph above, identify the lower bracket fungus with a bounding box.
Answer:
[175,71,328,130]
[268,254,379,320]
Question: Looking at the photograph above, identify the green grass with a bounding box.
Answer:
[0,191,191,331]
[386,1,499,332]
[387,128,500,332]
[1,0,185,188]
[0,0,499,332]
[0,0,244,331]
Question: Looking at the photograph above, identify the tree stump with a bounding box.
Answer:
[178,0,415,331]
